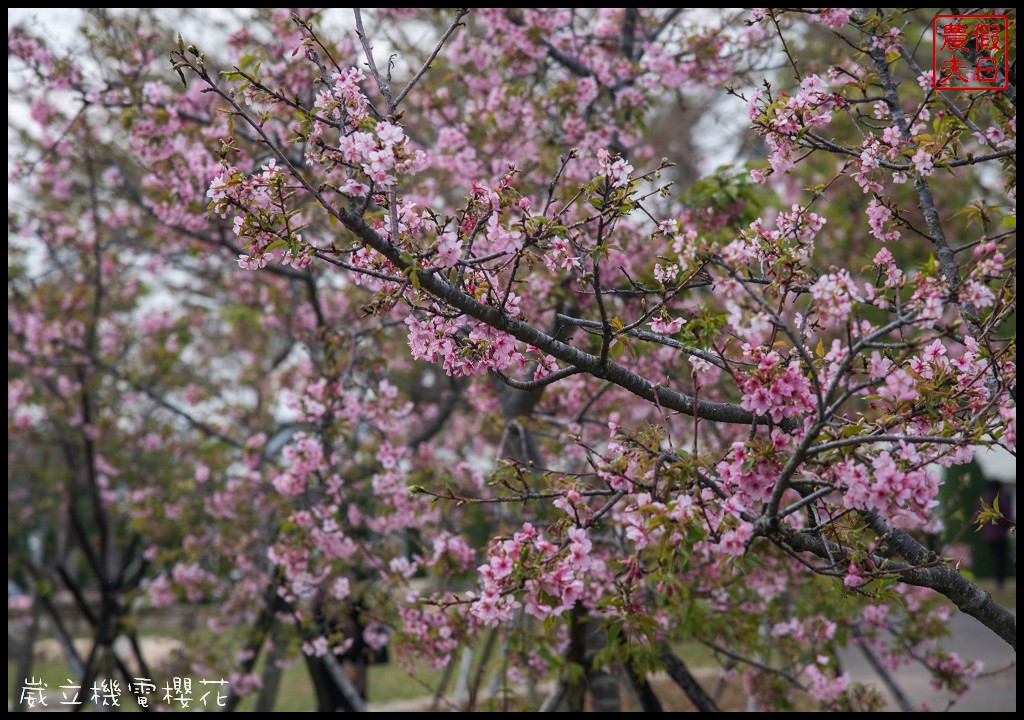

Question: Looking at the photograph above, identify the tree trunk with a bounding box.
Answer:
[254,621,285,712]
[659,645,719,712]
[11,596,41,713]
[587,620,621,712]
[624,662,664,712]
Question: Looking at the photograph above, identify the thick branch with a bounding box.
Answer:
[556,313,727,368]
[781,519,1016,650]
[408,378,465,449]
[185,59,775,430]
[659,645,719,712]
[335,208,776,428]
[624,662,664,712]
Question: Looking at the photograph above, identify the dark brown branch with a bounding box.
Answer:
[620,8,639,61]
[493,365,583,391]
[409,378,465,449]
[781,519,1016,650]
[625,661,664,712]
[659,645,719,712]
[335,207,779,429]
[221,575,285,712]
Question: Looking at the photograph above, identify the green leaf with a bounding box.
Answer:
[609,339,626,361]
[566,662,587,683]
[607,620,623,647]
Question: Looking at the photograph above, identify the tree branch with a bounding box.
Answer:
[781,517,1016,650]
[659,645,720,712]
[392,9,469,110]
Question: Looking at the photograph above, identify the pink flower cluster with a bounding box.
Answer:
[396,601,463,670]
[596,148,633,188]
[328,119,426,190]
[832,453,940,529]
[803,661,851,704]
[812,8,851,29]
[717,521,754,557]
[911,147,934,176]
[810,270,871,328]
[749,203,827,263]
[206,160,311,270]
[972,123,1016,151]
[866,198,901,242]
[748,75,839,179]
[717,437,786,507]
[872,247,904,287]
[434,230,463,268]
[922,649,983,695]
[649,315,686,334]
[424,531,475,574]
[771,614,838,644]
[405,307,526,378]
[470,522,595,626]
[312,66,370,132]
[619,492,687,550]
[272,434,327,496]
[739,348,816,422]
[208,159,280,209]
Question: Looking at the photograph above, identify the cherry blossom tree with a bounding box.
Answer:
[9,7,1015,712]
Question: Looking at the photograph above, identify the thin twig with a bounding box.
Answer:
[393,9,469,110]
